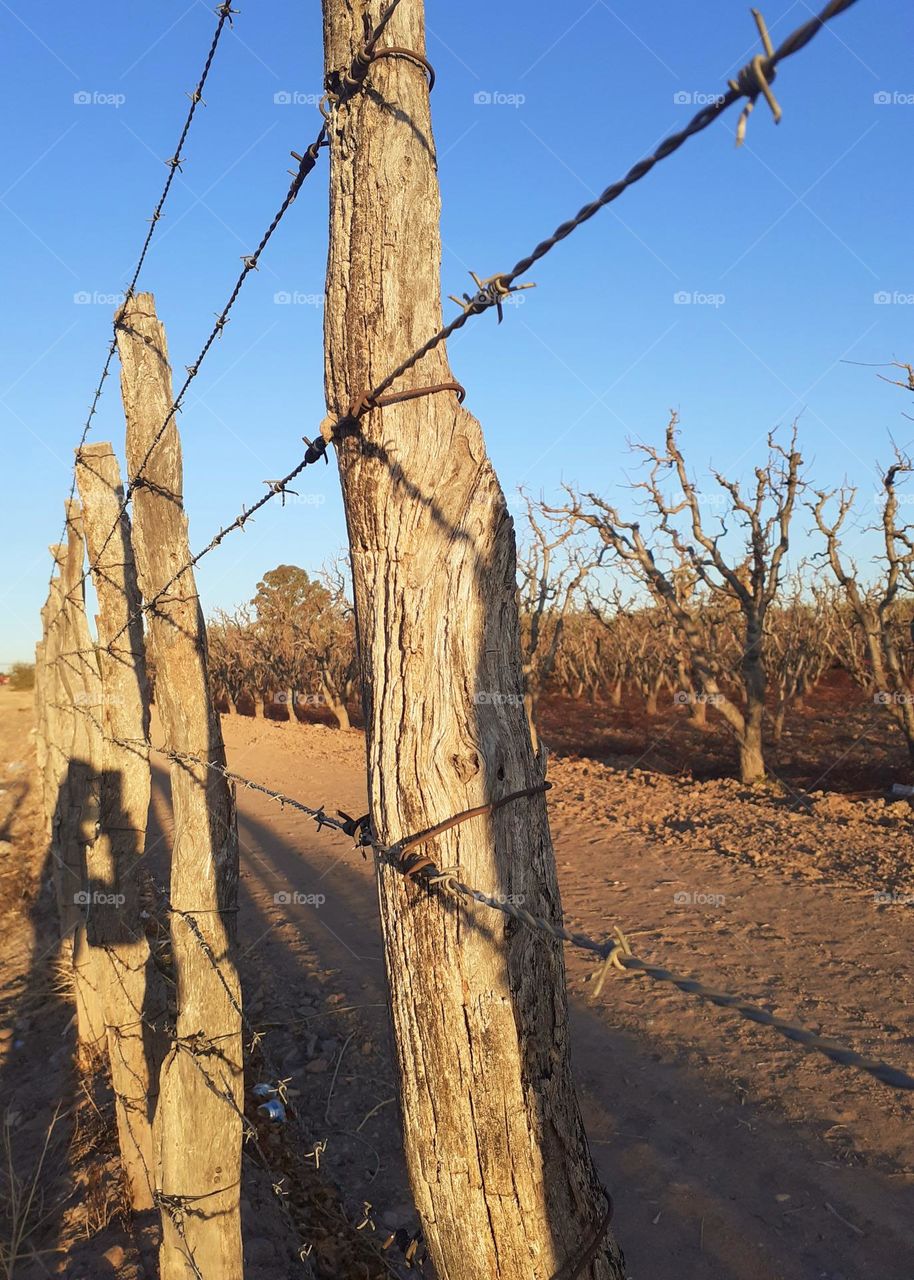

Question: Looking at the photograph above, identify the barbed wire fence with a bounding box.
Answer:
[34,0,911,1277]
[48,1,241,597]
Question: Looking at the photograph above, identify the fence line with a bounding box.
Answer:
[38,1,884,1273]
[77,0,863,659]
[57,696,914,1097]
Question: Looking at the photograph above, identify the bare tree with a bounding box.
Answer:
[554,415,803,782]
[765,573,835,740]
[517,500,598,750]
[308,556,359,729]
[552,610,616,703]
[813,451,914,761]
[208,606,257,714]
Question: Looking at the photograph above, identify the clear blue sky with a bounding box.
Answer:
[1,0,911,663]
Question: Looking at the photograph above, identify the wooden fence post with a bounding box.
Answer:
[320,3,624,1277]
[36,547,67,846]
[76,441,167,1212]
[58,501,108,1056]
[115,293,243,1280]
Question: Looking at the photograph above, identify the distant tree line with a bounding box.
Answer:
[208,371,914,784]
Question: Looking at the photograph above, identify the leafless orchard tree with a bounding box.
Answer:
[552,603,628,706]
[208,605,259,714]
[813,451,914,761]
[517,499,600,750]
[309,555,359,729]
[764,573,836,740]
[552,415,803,782]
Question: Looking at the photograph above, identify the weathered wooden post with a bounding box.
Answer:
[59,501,107,1056]
[320,3,624,1277]
[35,552,67,843]
[76,441,166,1212]
[115,293,243,1279]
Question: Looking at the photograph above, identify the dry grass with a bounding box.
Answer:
[0,1105,64,1280]
[69,1074,129,1241]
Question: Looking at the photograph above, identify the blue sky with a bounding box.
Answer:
[1,0,911,663]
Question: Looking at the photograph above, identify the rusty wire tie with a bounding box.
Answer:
[552,1195,615,1280]
[393,781,552,879]
[323,0,434,115]
[729,9,782,146]
[156,1181,241,1219]
[348,379,466,420]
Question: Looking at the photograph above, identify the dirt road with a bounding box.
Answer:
[212,713,914,1280]
[3,689,914,1278]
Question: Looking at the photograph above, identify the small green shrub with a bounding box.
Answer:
[8,663,35,691]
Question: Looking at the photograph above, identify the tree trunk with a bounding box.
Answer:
[689,695,707,727]
[610,679,623,708]
[117,292,243,1280]
[772,698,787,742]
[321,5,622,1277]
[740,617,767,783]
[76,441,167,1212]
[319,674,351,730]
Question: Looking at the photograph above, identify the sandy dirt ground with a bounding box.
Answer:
[2,687,914,1278]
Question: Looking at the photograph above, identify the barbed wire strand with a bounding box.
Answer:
[48,0,240,593]
[143,742,914,1095]
[48,125,329,634]
[49,0,420,634]
[87,0,862,651]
